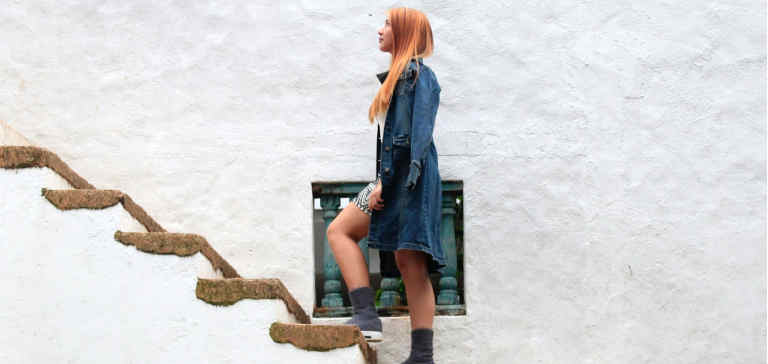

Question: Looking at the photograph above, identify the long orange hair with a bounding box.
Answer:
[369,8,434,123]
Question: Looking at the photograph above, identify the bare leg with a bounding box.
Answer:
[326,203,371,291]
[395,249,435,329]
[327,203,382,341]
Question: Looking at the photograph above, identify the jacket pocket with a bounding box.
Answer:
[392,135,410,163]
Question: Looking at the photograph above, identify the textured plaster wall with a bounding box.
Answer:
[0,167,365,364]
[0,1,765,363]
[0,120,32,146]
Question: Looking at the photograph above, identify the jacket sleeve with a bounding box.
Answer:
[406,73,440,190]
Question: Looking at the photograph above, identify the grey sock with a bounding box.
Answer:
[402,328,434,364]
[344,287,382,332]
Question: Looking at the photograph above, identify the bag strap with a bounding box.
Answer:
[376,125,381,180]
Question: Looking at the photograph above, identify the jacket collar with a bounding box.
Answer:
[376,58,423,84]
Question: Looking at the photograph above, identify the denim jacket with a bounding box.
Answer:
[367,58,446,270]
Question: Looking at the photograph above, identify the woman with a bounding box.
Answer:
[326,7,444,364]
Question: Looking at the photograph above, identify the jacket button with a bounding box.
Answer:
[384,167,390,174]
[385,146,390,151]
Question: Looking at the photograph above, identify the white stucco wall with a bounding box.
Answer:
[0,120,32,146]
[0,1,764,363]
[0,167,366,364]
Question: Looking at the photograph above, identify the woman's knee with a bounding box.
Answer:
[327,219,362,247]
[395,250,428,276]
[327,206,370,245]
[326,219,344,245]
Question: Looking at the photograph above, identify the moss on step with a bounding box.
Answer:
[114,231,204,256]
[269,322,377,364]
[0,146,93,189]
[42,188,123,210]
[198,244,240,280]
[120,195,165,233]
[0,145,45,168]
[196,278,310,324]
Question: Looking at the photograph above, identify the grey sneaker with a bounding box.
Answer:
[345,287,383,342]
[344,312,383,342]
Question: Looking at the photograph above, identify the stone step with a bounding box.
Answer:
[36,187,239,279]
[114,231,205,256]
[3,144,376,363]
[196,278,310,324]
[114,232,240,278]
[270,322,377,364]
[1,147,238,278]
[42,188,123,210]
[40,188,164,232]
[0,146,92,188]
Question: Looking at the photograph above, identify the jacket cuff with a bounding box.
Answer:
[406,161,422,190]
[410,160,422,170]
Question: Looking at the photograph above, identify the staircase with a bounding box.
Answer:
[0,146,376,364]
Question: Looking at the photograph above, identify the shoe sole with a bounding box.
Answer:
[361,330,383,342]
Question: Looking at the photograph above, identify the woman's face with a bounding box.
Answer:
[378,16,393,53]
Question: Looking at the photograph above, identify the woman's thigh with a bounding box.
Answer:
[328,202,371,243]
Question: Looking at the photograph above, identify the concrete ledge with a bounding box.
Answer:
[42,188,123,210]
[269,322,377,364]
[196,278,310,324]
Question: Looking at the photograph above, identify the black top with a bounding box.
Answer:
[376,125,381,181]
